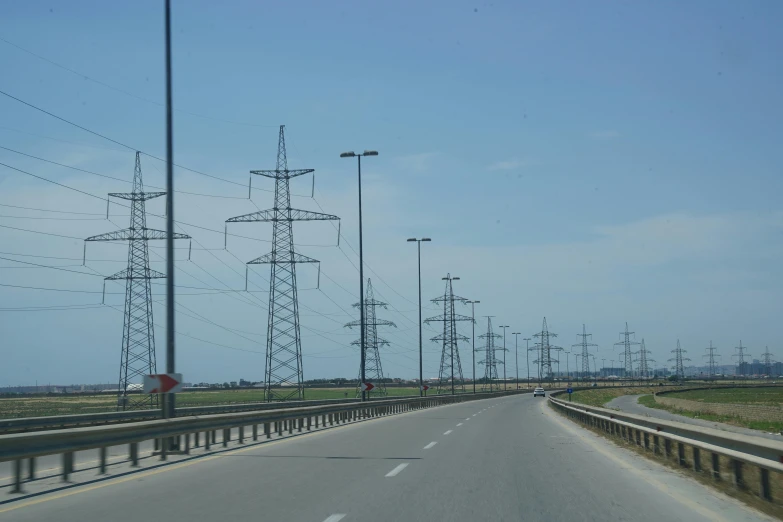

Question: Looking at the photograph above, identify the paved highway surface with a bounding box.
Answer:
[0,394,772,522]
[606,394,783,442]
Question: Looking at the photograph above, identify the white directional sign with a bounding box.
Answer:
[143,373,183,394]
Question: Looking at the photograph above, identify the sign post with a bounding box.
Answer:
[567,382,573,402]
[421,384,429,396]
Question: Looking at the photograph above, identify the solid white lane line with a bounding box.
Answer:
[444,430,453,435]
[456,423,463,426]
[385,463,409,477]
[322,515,346,522]
[423,441,437,449]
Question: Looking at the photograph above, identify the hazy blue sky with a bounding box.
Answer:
[1,0,781,386]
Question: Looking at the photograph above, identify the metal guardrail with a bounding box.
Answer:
[1,390,524,493]
[0,395,422,434]
[549,393,783,503]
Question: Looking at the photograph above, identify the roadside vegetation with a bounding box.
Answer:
[637,393,783,433]
[564,386,663,407]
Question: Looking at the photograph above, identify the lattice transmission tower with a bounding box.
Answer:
[636,339,654,379]
[345,279,396,398]
[84,152,190,410]
[226,125,339,401]
[703,341,719,379]
[424,274,473,394]
[533,317,561,383]
[476,316,504,391]
[668,339,690,381]
[761,346,775,376]
[732,341,750,378]
[614,322,640,379]
[572,324,597,379]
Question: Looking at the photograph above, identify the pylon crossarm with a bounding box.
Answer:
[248,252,319,264]
[424,313,474,324]
[227,208,338,223]
[108,191,166,202]
[86,228,189,242]
[105,268,166,281]
[250,168,313,179]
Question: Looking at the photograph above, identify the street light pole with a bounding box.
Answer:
[499,326,509,390]
[467,300,480,393]
[340,150,378,402]
[512,333,520,389]
[565,351,570,381]
[524,338,531,389]
[407,238,431,397]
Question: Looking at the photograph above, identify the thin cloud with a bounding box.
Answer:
[395,152,438,174]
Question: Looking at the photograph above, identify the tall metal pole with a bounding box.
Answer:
[417,240,423,397]
[164,0,175,421]
[357,155,366,402]
[467,301,479,393]
[513,333,520,389]
[524,338,531,389]
[500,326,509,390]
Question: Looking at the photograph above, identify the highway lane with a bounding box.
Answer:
[0,394,771,522]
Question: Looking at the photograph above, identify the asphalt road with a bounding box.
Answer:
[606,394,783,442]
[0,394,772,522]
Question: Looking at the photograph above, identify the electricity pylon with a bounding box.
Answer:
[668,339,690,381]
[732,341,750,378]
[345,279,396,398]
[614,322,640,379]
[703,341,719,379]
[226,125,339,401]
[84,152,190,410]
[476,316,504,391]
[636,339,654,380]
[572,324,597,379]
[424,274,473,395]
[761,346,775,377]
[533,317,561,383]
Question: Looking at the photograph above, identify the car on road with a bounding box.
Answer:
[533,387,545,397]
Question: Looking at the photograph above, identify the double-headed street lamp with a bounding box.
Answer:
[512,332,521,389]
[340,150,378,402]
[499,325,509,390]
[407,237,431,397]
[465,300,480,393]
[523,337,531,389]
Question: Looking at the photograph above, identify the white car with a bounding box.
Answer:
[533,387,546,397]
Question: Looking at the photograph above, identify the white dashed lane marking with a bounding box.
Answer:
[423,441,437,449]
[323,515,346,522]
[385,463,409,477]
[444,430,453,435]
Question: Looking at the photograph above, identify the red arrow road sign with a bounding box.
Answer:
[361,382,375,392]
[421,385,430,391]
[143,373,183,394]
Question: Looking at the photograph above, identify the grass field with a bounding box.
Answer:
[637,393,783,433]
[661,386,783,406]
[0,386,444,418]
[564,386,664,407]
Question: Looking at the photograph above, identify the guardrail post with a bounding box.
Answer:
[223,428,230,447]
[265,422,271,439]
[28,457,35,481]
[664,438,672,458]
[195,431,200,448]
[253,424,258,441]
[732,459,744,489]
[184,433,190,454]
[160,439,167,461]
[677,443,686,466]
[277,421,283,436]
[154,438,159,451]
[692,447,701,472]
[130,442,139,466]
[205,431,211,450]
[643,432,649,450]
[760,468,771,501]
[298,418,303,432]
[307,416,312,431]
[63,451,74,481]
[711,452,720,480]
[211,430,216,444]
[289,419,294,434]
[239,426,245,444]
[12,459,22,493]
[653,435,660,455]
[635,430,641,446]
[99,446,107,474]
